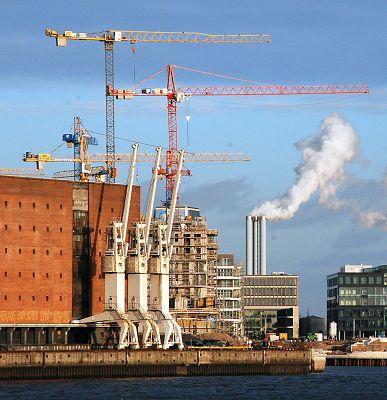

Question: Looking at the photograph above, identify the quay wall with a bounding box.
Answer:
[0,349,321,380]
[327,352,387,367]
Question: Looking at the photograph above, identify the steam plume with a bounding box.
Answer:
[250,114,359,220]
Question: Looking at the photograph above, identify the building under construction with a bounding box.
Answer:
[0,173,224,345]
[154,206,219,334]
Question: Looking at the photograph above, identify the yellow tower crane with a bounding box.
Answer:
[45,28,271,182]
[23,149,251,182]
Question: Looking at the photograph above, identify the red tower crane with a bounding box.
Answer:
[108,64,369,206]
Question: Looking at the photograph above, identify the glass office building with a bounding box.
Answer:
[327,264,387,339]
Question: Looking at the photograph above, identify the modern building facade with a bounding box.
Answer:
[327,264,387,339]
[216,254,243,338]
[242,273,299,339]
[246,215,266,275]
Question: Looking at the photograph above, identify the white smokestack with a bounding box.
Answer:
[250,114,359,220]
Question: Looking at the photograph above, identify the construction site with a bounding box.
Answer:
[0,27,369,352]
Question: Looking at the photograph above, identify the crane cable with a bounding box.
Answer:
[185,96,191,147]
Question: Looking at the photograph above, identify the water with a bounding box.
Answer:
[0,367,385,399]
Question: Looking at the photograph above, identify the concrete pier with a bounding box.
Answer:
[0,349,324,380]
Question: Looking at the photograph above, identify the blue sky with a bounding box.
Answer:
[1,1,387,317]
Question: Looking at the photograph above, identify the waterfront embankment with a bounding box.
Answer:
[0,348,325,380]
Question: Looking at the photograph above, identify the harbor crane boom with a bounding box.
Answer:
[45,28,270,183]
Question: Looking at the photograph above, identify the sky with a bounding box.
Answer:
[1,0,387,318]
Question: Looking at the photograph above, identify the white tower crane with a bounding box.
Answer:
[77,143,141,349]
[126,147,163,348]
[149,149,185,349]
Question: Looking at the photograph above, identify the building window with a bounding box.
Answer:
[4,201,7,207]
[32,296,35,301]
[33,202,36,208]
[19,225,22,231]
[4,271,7,277]
[99,297,102,302]
[46,250,49,255]
[32,249,35,255]
[46,273,49,278]
[18,272,21,277]
[111,207,114,212]
[59,296,62,301]
[19,202,22,208]
[60,204,63,210]
[4,248,7,254]
[4,295,7,300]
[60,250,63,256]
[99,274,102,279]
[32,272,35,278]
[59,273,63,278]
[33,226,36,232]
[46,296,49,301]
[19,295,21,301]
[46,204,49,210]
[4,224,7,230]
[46,226,49,232]
[60,227,63,233]
[19,249,22,254]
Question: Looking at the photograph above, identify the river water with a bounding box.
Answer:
[0,367,385,399]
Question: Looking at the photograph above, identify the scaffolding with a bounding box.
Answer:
[168,216,219,334]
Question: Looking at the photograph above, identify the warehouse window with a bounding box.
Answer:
[18,295,21,301]
[19,272,21,277]
[32,296,35,301]
[59,296,62,301]
[60,250,63,256]
[32,272,35,278]
[46,273,49,278]
[46,296,49,301]
[32,249,35,255]
[46,226,49,232]
[33,202,35,209]
[4,295,7,300]
[4,201,7,207]
[19,202,22,208]
[19,249,22,254]
[4,271,7,277]
[46,203,49,210]
[99,297,102,302]
[59,273,63,278]
[4,248,7,254]
[111,207,114,212]
[60,204,63,210]
[33,226,36,232]
[46,249,49,255]
[4,224,7,230]
[19,225,22,231]
[60,227,63,233]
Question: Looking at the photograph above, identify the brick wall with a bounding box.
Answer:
[0,176,73,323]
[0,176,141,323]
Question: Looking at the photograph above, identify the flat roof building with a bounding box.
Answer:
[242,273,299,339]
[327,264,387,339]
[216,254,243,338]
